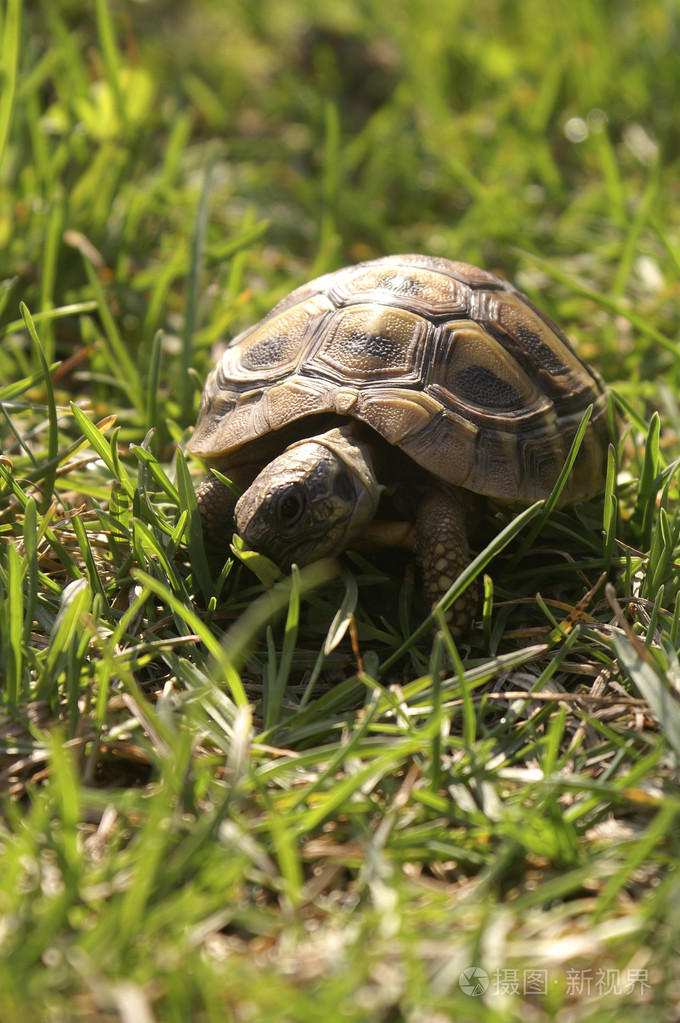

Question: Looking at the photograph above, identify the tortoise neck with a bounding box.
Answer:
[286,422,385,504]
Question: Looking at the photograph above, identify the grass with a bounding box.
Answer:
[1,0,680,1020]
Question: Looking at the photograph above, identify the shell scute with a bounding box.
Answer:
[222,295,333,382]
[326,260,473,320]
[308,304,429,384]
[429,322,548,422]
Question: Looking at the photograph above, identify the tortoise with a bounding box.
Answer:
[187,254,610,636]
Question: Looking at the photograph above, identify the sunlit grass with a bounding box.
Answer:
[2,1,680,1020]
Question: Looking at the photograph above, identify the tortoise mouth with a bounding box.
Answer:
[238,502,333,569]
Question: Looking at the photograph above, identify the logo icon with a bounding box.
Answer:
[459,966,489,996]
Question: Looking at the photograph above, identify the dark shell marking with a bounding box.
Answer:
[189,255,609,506]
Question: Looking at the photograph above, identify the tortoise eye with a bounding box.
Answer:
[276,484,307,528]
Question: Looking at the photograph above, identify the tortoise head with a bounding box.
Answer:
[234,425,383,569]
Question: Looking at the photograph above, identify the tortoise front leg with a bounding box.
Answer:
[194,464,260,546]
[414,487,477,639]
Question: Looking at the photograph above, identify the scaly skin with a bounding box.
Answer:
[194,464,259,545]
[414,488,477,638]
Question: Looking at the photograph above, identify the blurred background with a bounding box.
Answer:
[2,0,679,415]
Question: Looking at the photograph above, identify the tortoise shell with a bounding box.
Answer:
[188,254,610,505]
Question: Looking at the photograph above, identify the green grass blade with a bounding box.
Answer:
[632,411,661,547]
[323,568,359,655]
[22,497,39,650]
[253,775,304,906]
[174,448,213,603]
[132,517,184,589]
[47,729,83,877]
[0,301,98,340]
[180,150,215,424]
[40,578,92,700]
[81,259,144,411]
[145,329,163,455]
[314,100,341,272]
[613,632,680,758]
[71,513,107,607]
[70,403,135,499]
[0,276,17,321]
[20,303,58,512]
[220,558,340,680]
[0,0,21,171]
[379,502,544,675]
[38,201,65,361]
[602,443,618,573]
[93,0,126,130]
[507,404,594,569]
[594,802,679,922]
[2,541,24,704]
[131,445,180,504]
[131,567,246,709]
[265,563,302,729]
[435,608,476,746]
[612,165,660,298]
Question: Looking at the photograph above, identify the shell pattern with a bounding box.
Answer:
[189,255,610,505]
